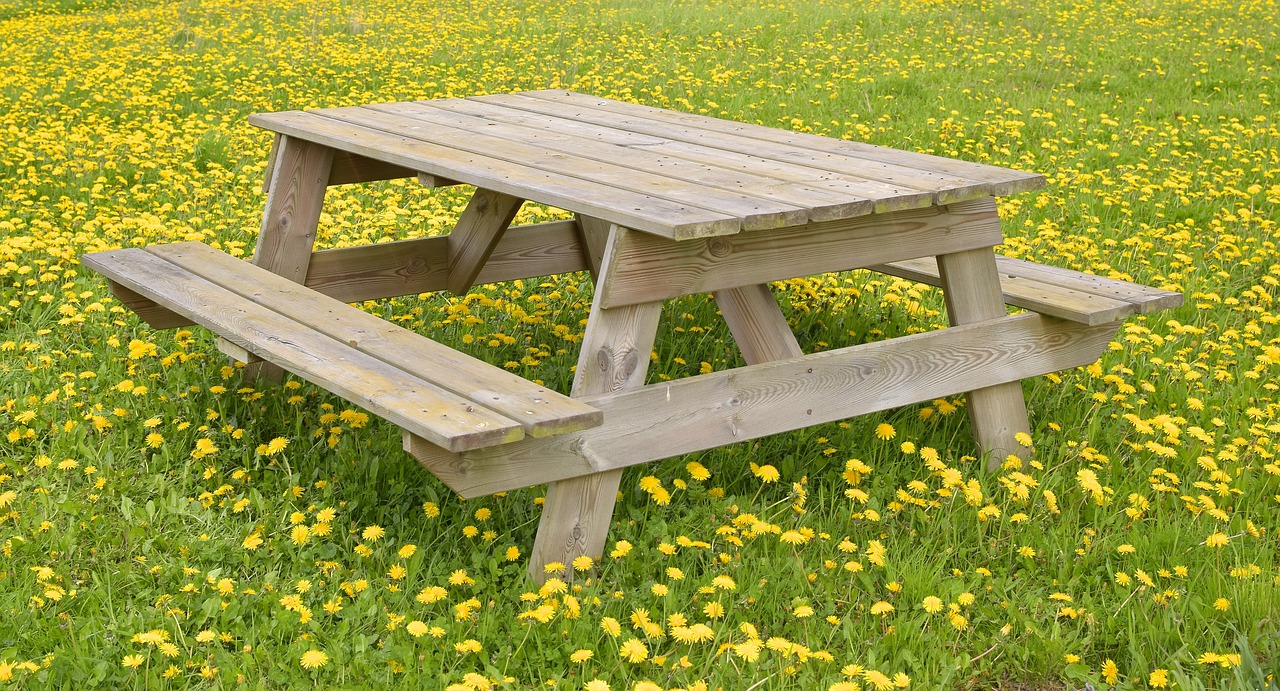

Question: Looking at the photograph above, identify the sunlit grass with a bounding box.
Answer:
[1,0,1278,688]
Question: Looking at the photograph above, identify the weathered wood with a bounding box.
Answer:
[249,110,738,239]
[322,105,809,232]
[252,135,333,382]
[991,255,1183,312]
[148,242,602,439]
[302,220,587,304]
[475,93,1000,205]
[936,238,1033,469]
[406,313,1120,497]
[531,225,663,582]
[384,100,870,223]
[599,197,1005,307]
[105,279,190,328]
[872,257,1135,326]
[417,172,462,188]
[261,134,280,194]
[425,97,928,215]
[714,284,802,365]
[216,336,261,364]
[516,90,1046,196]
[447,189,524,295]
[574,214,611,280]
[82,248,526,452]
[328,151,416,186]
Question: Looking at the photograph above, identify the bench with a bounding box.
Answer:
[81,241,603,453]
[872,254,1182,325]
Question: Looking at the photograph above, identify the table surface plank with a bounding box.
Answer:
[250,91,1044,239]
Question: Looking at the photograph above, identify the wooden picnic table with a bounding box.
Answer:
[83,90,1181,581]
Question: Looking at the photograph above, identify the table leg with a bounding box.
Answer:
[530,225,662,582]
[936,242,1033,470]
[247,135,334,383]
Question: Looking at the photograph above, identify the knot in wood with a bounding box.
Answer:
[707,239,732,258]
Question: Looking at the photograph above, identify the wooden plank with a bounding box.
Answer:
[992,256,1183,313]
[328,151,415,186]
[713,284,802,364]
[447,189,523,295]
[82,248,524,452]
[251,134,334,382]
[249,110,738,239]
[105,279,191,329]
[937,241,1033,469]
[518,90,1046,195]
[871,257,1134,326]
[442,96,929,215]
[599,197,1005,308]
[149,242,602,439]
[216,336,260,364]
[322,105,809,233]
[389,100,871,223]
[474,93,997,205]
[530,224,663,581]
[417,172,462,188]
[301,219,587,304]
[261,134,280,194]
[254,134,332,284]
[405,313,1119,496]
[574,214,611,280]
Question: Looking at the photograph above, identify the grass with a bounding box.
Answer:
[1,0,1279,688]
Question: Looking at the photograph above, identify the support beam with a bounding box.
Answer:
[714,284,802,365]
[408,312,1118,498]
[574,214,612,281]
[446,189,524,295]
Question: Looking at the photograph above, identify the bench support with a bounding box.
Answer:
[531,225,663,582]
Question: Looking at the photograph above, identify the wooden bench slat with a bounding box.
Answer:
[83,247,525,452]
[248,110,739,239]
[871,255,1183,325]
[314,106,810,232]
[472,93,998,205]
[146,242,603,439]
[520,90,1046,195]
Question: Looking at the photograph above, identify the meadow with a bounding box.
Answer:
[1,0,1279,687]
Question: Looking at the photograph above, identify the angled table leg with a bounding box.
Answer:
[247,135,334,383]
[446,189,523,296]
[935,202,1033,469]
[530,225,663,582]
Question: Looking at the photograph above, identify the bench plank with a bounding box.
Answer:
[83,247,525,452]
[871,254,1183,325]
[147,242,602,439]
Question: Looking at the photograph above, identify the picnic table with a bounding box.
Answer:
[83,90,1182,581]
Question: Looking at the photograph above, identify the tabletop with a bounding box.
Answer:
[249,90,1044,240]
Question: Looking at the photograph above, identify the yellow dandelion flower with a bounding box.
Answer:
[864,669,894,690]
[601,617,622,637]
[922,596,943,613]
[289,525,309,546]
[619,638,648,663]
[874,423,896,440]
[752,463,780,483]
[870,601,894,616]
[1214,598,1230,611]
[406,620,428,637]
[299,649,328,670]
[122,654,145,669]
[1102,659,1119,684]
[570,649,594,663]
[1149,669,1169,687]
[1204,532,1229,548]
[398,544,417,559]
[361,525,385,542]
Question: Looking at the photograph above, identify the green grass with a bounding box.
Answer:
[1,0,1279,688]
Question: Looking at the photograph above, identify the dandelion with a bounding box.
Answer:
[299,650,328,670]
[751,463,780,483]
[922,596,943,613]
[122,654,145,669]
[1102,659,1119,684]
[361,525,385,542]
[570,649,594,663]
[1149,669,1169,687]
[620,638,649,663]
[864,669,894,690]
[874,423,896,440]
[1214,597,1230,611]
[406,620,428,637]
[398,544,417,558]
[1204,532,1229,548]
[870,601,894,616]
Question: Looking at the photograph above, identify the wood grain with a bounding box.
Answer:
[407,313,1119,496]
[937,242,1033,468]
[446,189,523,295]
[328,151,416,186]
[149,242,602,439]
[713,284,803,365]
[84,248,525,452]
[599,197,1005,307]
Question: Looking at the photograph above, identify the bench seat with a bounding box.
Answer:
[81,242,602,453]
[871,254,1182,325]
